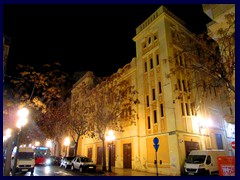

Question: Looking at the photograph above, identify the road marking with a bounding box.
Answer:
[54,170,73,176]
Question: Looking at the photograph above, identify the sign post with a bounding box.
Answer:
[153,137,159,176]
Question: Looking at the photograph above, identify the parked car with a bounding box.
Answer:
[71,156,96,172]
[60,156,75,169]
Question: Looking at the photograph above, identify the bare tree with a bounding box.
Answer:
[38,99,70,156]
[168,12,235,120]
[66,96,90,156]
[3,62,69,146]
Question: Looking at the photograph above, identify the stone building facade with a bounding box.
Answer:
[70,5,235,175]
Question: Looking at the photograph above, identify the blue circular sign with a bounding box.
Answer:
[153,137,159,145]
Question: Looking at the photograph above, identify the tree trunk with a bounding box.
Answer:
[102,139,107,171]
[74,139,79,156]
[55,138,61,157]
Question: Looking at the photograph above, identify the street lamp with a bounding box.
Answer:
[106,130,115,172]
[35,141,40,147]
[64,137,70,156]
[12,107,29,176]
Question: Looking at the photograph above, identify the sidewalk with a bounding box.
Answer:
[96,166,161,176]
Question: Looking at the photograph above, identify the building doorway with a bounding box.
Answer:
[97,147,103,165]
[123,143,132,169]
[110,144,115,167]
[184,141,200,157]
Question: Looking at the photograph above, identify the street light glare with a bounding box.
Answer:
[17,108,29,118]
[16,117,28,129]
[64,137,70,146]
[106,130,116,142]
[6,128,11,138]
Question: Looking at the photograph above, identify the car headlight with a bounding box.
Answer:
[46,159,51,165]
[199,163,204,168]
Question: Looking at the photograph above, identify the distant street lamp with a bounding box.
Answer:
[35,141,40,147]
[12,107,29,176]
[64,137,70,156]
[106,130,115,172]
[3,128,12,176]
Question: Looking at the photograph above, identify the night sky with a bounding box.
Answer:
[3,4,211,78]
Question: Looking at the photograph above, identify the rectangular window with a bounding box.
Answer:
[150,58,153,69]
[186,103,190,116]
[182,80,187,92]
[158,81,162,94]
[181,103,185,116]
[156,54,159,65]
[160,104,164,117]
[146,96,149,107]
[152,89,155,100]
[147,116,151,129]
[145,62,147,72]
[216,134,224,149]
[154,110,157,123]
[178,79,182,91]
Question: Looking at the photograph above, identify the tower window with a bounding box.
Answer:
[150,58,153,69]
[160,104,164,117]
[148,116,151,129]
[146,96,149,107]
[152,89,156,100]
[159,81,162,94]
[145,62,147,72]
[148,37,151,44]
[154,110,157,123]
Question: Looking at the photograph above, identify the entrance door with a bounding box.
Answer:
[123,143,132,169]
[185,141,200,157]
[88,148,92,159]
[97,147,103,165]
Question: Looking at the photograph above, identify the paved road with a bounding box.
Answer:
[12,165,103,176]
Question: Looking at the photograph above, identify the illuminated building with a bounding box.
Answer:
[71,5,235,175]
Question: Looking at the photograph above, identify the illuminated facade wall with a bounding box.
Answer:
[202,4,235,156]
[71,5,232,176]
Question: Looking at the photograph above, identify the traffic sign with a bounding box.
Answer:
[231,141,235,149]
[153,137,159,152]
[153,137,159,145]
[153,144,159,152]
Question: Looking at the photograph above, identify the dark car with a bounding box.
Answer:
[60,156,75,169]
[71,156,96,172]
[46,156,62,166]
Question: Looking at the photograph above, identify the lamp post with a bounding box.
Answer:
[106,130,115,172]
[12,108,29,176]
[64,137,70,156]
[3,128,12,176]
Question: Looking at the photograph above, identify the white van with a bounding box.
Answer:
[11,146,35,175]
[184,150,226,176]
